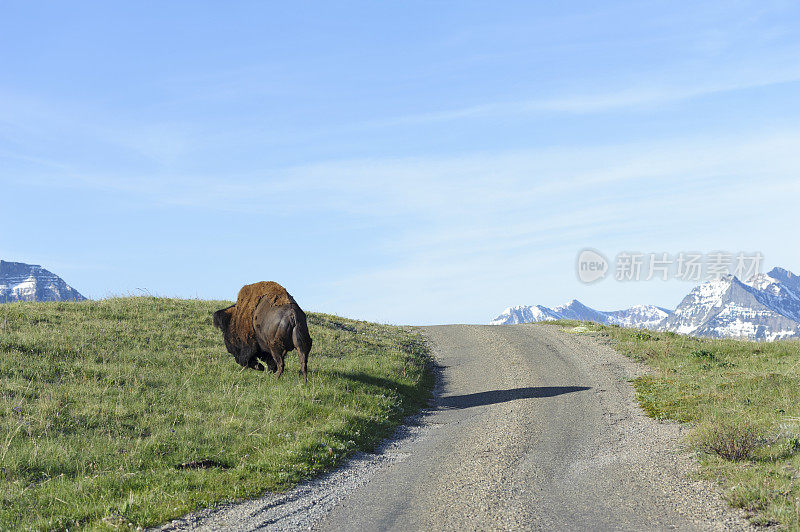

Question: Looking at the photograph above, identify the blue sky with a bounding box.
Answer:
[2,1,799,324]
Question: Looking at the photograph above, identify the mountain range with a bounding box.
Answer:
[490,267,800,341]
[0,260,86,303]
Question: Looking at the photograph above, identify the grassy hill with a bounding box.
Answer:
[548,320,800,528]
[0,298,433,530]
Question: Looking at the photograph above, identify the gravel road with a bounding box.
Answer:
[158,324,755,531]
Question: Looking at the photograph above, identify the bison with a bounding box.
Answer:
[213,281,312,383]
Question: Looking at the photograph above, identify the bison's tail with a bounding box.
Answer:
[291,310,312,384]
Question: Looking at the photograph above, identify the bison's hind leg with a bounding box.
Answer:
[292,326,309,384]
[269,347,286,379]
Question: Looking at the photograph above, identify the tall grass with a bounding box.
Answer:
[0,298,433,530]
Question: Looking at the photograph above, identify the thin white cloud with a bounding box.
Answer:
[247,129,800,322]
[376,65,800,125]
[24,127,798,219]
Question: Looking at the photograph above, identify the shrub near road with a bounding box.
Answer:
[551,320,800,528]
[0,298,433,530]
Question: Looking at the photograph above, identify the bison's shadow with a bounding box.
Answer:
[439,386,591,409]
[328,371,590,411]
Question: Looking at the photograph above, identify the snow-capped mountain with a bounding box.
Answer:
[0,260,86,303]
[552,299,612,324]
[490,300,670,329]
[661,270,800,341]
[607,305,672,329]
[489,267,800,340]
[743,267,800,323]
[489,305,561,325]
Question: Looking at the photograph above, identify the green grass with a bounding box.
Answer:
[0,297,433,530]
[545,320,800,528]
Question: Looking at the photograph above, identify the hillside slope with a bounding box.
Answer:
[0,298,432,530]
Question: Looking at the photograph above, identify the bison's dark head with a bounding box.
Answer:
[213,305,235,332]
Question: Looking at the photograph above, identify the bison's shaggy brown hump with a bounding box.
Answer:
[230,281,294,344]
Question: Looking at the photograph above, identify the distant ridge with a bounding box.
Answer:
[490,267,800,341]
[490,301,669,330]
[661,269,800,341]
[0,260,86,303]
